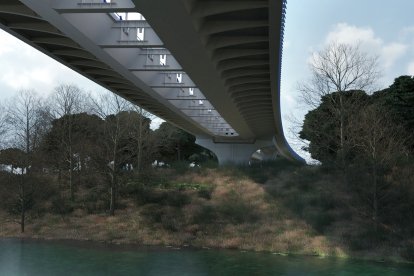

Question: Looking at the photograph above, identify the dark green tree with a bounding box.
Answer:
[300,90,370,163]
[299,43,380,166]
[154,122,198,162]
[42,113,103,193]
[47,84,87,201]
[374,75,414,150]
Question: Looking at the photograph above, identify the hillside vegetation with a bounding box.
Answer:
[1,161,413,263]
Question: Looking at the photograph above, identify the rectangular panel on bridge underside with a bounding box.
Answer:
[61,13,164,48]
[21,0,241,139]
[103,48,182,71]
[134,71,196,88]
[52,0,136,13]
[152,87,205,100]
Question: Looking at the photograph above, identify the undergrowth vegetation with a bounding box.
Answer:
[1,160,413,263]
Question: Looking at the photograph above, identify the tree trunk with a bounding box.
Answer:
[109,143,118,216]
[58,166,62,187]
[339,93,345,168]
[137,117,143,175]
[20,176,25,233]
[23,113,30,233]
[372,163,378,232]
[77,154,82,192]
[109,171,116,216]
[69,144,74,201]
[67,115,75,202]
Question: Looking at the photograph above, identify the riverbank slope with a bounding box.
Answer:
[1,162,413,263]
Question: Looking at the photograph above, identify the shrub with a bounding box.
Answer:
[136,188,167,205]
[160,208,184,232]
[309,213,335,233]
[141,206,184,232]
[198,187,213,200]
[81,186,109,213]
[50,196,73,215]
[133,185,191,207]
[286,195,305,215]
[247,170,269,184]
[141,205,163,223]
[217,190,259,224]
[171,161,190,174]
[344,228,388,251]
[165,191,191,207]
[201,160,218,169]
[192,205,218,224]
[84,200,107,214]
[401,242,414,262]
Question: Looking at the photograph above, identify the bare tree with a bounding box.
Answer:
[6,90,42,233]
[91,91,131,216]
[7,90,42,162]
[49,84,86,118]
[48,84,86,201]
[130,106,154,174]
[347,104,409,231]
[299,42,380,164]
[0,102,8,149]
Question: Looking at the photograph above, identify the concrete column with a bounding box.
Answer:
[251,146,278,162]
[196,137,274,165]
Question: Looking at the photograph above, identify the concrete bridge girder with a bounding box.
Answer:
[52,49,98,60]
[60,13,164,48]
[212,49,269,63]
[132,71,196,88]
[56,9,234,136]
[103,48,183,72]
[0,0,239,140]
[180,113,220,123]
[0,4,42,19]
[181,109,220,118]
[152,87,205,100]
[52,0,136,13]
[1,0,305,163]
[168,99,214,110]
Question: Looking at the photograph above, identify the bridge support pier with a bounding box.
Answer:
[195,137,274,165]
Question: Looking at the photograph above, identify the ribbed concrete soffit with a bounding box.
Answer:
[183,0,277,138]
[3,0,238,138]
[0,0,305,162]
[62,0,239,138]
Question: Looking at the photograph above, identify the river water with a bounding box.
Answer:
[0,239,413,275]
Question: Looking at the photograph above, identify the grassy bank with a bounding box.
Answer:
[1,161,413,263]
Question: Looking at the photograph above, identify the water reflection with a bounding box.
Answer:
[0,239,413,275]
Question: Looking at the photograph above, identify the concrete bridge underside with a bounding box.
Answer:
[0,0,304,164]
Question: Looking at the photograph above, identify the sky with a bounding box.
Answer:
[281,0,414,158]
[1,0,414,159]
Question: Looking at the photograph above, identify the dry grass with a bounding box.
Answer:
[0,165,409,262]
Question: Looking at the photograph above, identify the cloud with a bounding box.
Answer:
[408,61,414,75]
[400,26,414,39]
[400,26,414,55]
[150,117,164,130]
[325,23,382,49]
[0,31,15,56]
[282,93,296,110]
[0,29,102,99]
[323,23,408,70]
[381,42,408,68]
